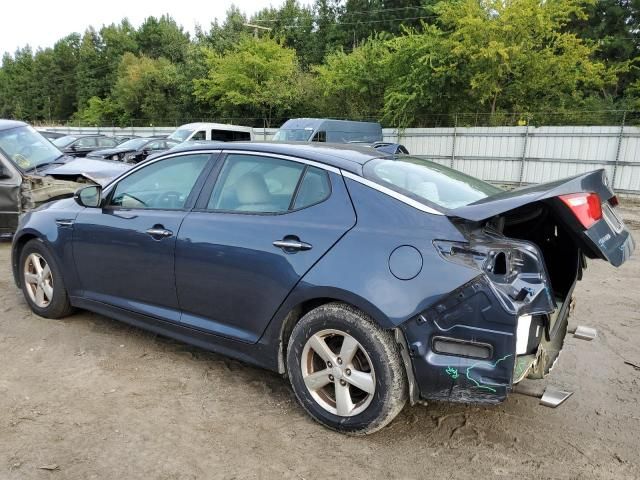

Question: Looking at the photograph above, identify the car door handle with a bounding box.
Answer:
[146,227,173,238]
[273,238,312,252]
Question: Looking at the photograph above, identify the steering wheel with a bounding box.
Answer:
[156,191,183,209]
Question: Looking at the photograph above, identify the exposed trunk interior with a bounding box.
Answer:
[493,202,582,303]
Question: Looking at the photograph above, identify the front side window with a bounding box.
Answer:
[191,130,206,141]
[208,154,310,213]
[74,137,97,148]
[311,131,326,142]
[363,157,502,209]
[109,153,210,210]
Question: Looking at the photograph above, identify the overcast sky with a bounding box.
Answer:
[1,0,307,57]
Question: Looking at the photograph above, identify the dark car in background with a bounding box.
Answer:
[10,142,634,434]
[0,120,131,237]
[38,130,67,141]
[114,135,140,144]
[87,137,180,164]
[53,134,119,157]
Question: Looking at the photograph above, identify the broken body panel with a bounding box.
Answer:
[0,154,131,236]
[400,169,634,405]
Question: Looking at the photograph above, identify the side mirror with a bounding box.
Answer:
[70,144,78,151]
[74,185,102,208]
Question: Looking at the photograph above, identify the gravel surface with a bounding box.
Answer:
[0,223,638,479]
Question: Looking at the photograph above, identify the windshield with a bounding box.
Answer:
[272,129,313,142]
[52,135,78,148]
[363,156,502,209]
[0,126,63,170]
[168,129,194,142]
[117,138,148,150]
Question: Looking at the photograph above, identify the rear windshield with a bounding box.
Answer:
[363,157,501,209]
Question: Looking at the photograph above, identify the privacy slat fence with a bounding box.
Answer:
[43,125,640,195]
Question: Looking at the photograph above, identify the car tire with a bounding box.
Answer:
[287,302,407,434]
[19,239,74,319]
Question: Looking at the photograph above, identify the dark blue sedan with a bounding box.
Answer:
[10,143,634,433]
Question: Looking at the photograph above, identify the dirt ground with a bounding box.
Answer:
[1,208,639,480]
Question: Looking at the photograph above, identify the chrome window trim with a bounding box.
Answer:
[341,170,443,216]
[221,150,341,174]
[102,149,223,192]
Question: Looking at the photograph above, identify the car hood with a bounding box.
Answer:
[41,157,132,185]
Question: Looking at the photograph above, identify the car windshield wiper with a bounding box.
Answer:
[24,155,65,173]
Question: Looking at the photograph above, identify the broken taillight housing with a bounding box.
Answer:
[559,192,602,229]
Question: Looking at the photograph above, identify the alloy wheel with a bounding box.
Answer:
[24,253,54,308]
[301,329,376,417]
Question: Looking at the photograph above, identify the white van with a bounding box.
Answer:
[168,122,254,143]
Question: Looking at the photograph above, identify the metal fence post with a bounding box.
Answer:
[612,111,626,191]
[450,114,458,168]
[518,118,530,185]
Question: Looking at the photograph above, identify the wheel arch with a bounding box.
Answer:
[11,231,41,288]
[272,287,393,376]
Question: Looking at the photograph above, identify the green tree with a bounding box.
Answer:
[570,0,640,97]
[193,37,302,126]
[382,0,617,126]
[314,37,391,119]
[110,53,183,125]
[137,15,190,62]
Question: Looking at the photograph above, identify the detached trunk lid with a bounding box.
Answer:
[449,170,635,267]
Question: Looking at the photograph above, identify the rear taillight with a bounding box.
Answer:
[559,192,602,229]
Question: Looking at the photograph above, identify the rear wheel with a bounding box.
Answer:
[287,303,407,434]
[20,239,73,319]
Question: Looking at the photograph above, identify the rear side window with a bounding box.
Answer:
[208,154,304,213]
[97,137,117,147]
[293,167,330,209]
[207,154,331,214]
[363,157,501,209]
[211,129,251,141]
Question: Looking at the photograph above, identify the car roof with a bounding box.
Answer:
[0,119,28,131]
[174,122,253,132]
[158,141,386,174]
[61,133,109,138]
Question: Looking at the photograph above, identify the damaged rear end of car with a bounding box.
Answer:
[390,167,634,405]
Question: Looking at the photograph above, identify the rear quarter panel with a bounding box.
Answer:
[278,178,479,329]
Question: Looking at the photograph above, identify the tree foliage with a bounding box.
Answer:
[194,37,301,126]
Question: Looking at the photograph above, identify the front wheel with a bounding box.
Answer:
[19,239,74,319]
[286,303,407,434]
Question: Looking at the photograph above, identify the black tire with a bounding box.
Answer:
[286,302,407,435]
[19,239,74,319]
